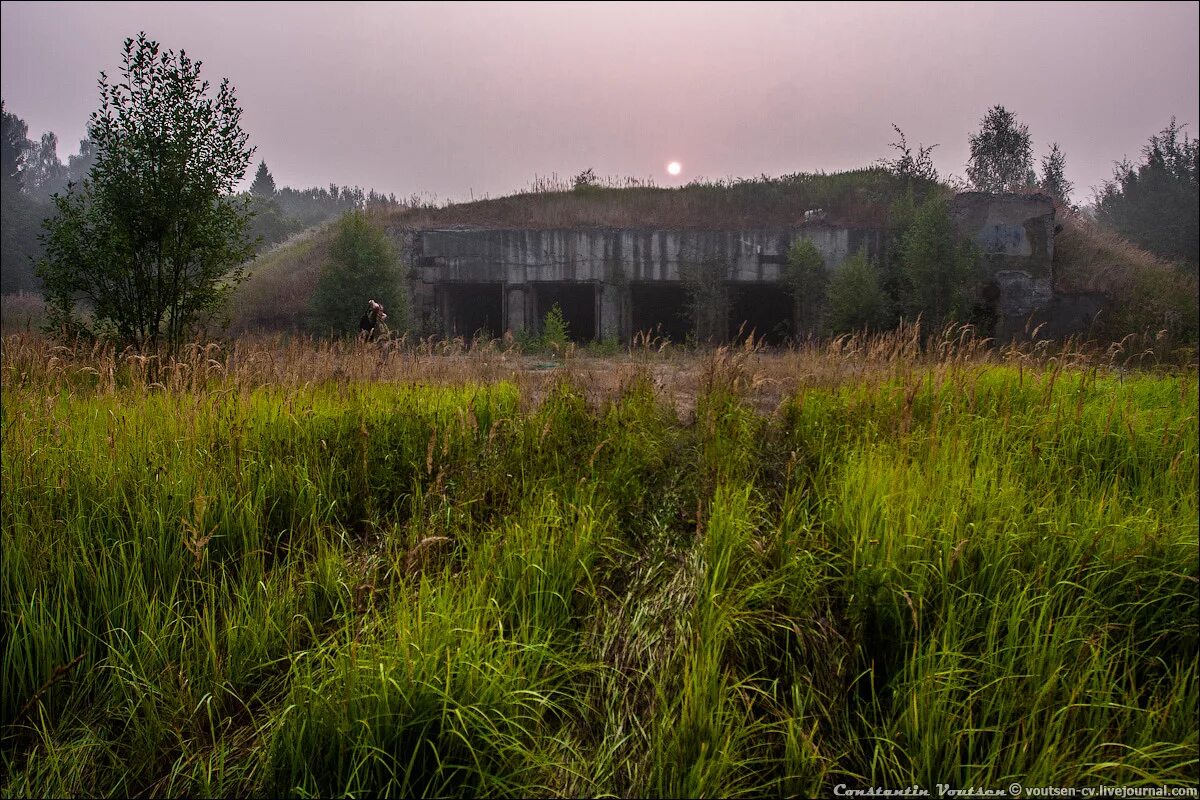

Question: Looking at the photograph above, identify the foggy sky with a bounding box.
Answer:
[2,1,1197,204]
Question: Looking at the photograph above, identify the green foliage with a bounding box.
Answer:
[1039,142,1073,207]
[36,33,255,353]
[310,210,407,335]
[1,99,31,188]
[572,167,598,191]
[245,194,303,254]
[967,105,1034,193]
[826,249,890,333]
[540,302,570,351]
[879,123,939,182]
[1,100,47,294]
[1094,118,1199,271]
[23,132,67,197]
[784,237,827,337]
[897,195,978,328]
[2,353,1196,797]
[1,179,48,294]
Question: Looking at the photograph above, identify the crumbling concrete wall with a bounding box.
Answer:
[952,192,1061,340]
[387,224,883,342]
[952,192,1055,277]
[385,192,1099,344]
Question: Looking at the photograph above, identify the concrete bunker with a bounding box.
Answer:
[531,281,598,343]
[728,283,794,345]
[441,282,503,340]
[631,282,692,343]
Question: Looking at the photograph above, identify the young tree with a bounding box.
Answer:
[37,33,256,352]
[967,105,1034,192]
[784,237,827,337]
[250,160,276,198]
[1039,142,1073,207]
[826,249,890,334]
[310,210,407,335]
[1094,118,1199,270]
[898,196,977,329]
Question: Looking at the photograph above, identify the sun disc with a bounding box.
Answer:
[667,161,682,176]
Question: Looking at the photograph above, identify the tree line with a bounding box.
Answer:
[1,98,404,297]
[3,29,1196,352]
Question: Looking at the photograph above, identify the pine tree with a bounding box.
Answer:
[250,160,276,198]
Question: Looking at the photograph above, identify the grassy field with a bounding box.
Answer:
[1,332,1197,798]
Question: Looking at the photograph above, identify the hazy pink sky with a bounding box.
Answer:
[2,1,1197,204]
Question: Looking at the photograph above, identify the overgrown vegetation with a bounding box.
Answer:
[826,249,890,333]
[1,333,1195,797]
[784,238,827,338]
[310,210,408,337]
[383,168,914,230]
[1093,118,1199,271]
[36,33,256,354]
[896,195,979,328]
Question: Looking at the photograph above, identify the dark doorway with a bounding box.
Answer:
[728,283,794,345]
[444,283,503,340]
[631,282,692,343]
[533,282,597,343]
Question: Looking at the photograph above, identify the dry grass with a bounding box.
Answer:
[1054,210,1199,343]
[1055,209,1183,293]
[222,225,335,335]
[0,292,48,336]
[3,322,1190,418]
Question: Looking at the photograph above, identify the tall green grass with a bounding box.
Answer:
[2,346,1196,797]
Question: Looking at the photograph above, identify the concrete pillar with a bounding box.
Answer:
[437,288,450,338]
[505,286,529,334]
[599,282,624,341]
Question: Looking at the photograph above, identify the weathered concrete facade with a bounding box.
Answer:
[389,225,883,343]
[949,192,1075,340]
[388,192,1072,344]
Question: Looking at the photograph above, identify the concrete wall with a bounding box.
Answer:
[951,192,1055,278]
[951,192,1065,341]
[388,224,883,342]
[387,193,1080,343]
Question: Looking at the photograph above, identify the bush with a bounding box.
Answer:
[540,303,570,352]
[827,249,890,334]
[897,195,977,329]
[784,238,827,337]
[310,211,407,336]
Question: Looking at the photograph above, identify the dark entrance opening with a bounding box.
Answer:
[728,283,794,345]
[631,282,691,343]
[444,283,503,340]
[533,282,597,343]
[970,281,1001,335]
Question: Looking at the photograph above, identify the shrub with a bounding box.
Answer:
[784,238,827,338]
[540,303,570,352]
[309,210,407,336]
[897,195,977,329]
[826,249,890,334]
